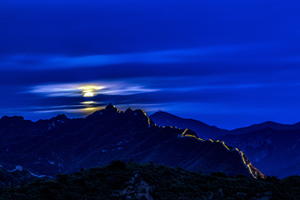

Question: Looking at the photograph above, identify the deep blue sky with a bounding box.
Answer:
[1,0,300,129]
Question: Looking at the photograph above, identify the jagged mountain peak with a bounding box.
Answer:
[133,109,147,116]
[124,107,133,114]
[0,116,25,123]
[0,116,33,131]
[106,103,119,112]
[86,104,119,120]
[88,104,149,119]
[0,105,263,179]
[106,102,114,108]
[50,114,68,122]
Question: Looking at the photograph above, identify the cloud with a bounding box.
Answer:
[2,0,300,129]
[2,73,300,129]
[1,44,259,70]
[28,81,159,97]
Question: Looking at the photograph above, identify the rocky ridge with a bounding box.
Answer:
[0,104,263,178]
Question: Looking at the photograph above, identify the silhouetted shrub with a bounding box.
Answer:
[1,161,300,199]
[56,173,68,183]
[236,174,248,179]
[108,160,127,170]
[211,171,227,178]
[265,175,279,183]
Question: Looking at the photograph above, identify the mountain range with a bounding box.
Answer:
[149,111,300,178]
[149,111,228,139]
[0,104,262,179]
[150,111,300,138]
[219,128,300,178]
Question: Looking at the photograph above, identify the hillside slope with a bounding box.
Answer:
[220,128,300,178]
[0,104,262,178]
[0,162,299,200]
[150,111,229,139]
[0,165,49,188]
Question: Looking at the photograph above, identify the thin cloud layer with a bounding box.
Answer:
[1,44,259,70]
[28,81,159,97]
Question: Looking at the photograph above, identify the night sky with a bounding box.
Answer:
[1,0,300,129]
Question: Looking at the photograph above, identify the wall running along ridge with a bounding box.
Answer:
[180,128,265,179]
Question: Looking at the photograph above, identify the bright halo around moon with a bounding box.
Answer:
[83,91,94,97]
[78,85,104,97]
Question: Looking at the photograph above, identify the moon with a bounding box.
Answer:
[83,91,94,97]
[78,85,104,97]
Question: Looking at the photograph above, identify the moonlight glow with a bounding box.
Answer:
[78,85,104,97]
[83,91,94,97]
[82,101,95,105]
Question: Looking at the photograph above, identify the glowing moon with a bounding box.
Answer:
[83,91,94,97]
[78,85,104,97]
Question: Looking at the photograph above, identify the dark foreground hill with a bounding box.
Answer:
[0,161,299,200]
[0,104,262,179]
[0,165,50,188]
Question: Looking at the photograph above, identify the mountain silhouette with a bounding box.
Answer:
[149,111,229,139]
[150,111,300,136]
[220,127,300,178]
[0,104,262,178]
[228,121,300,135]
[149,110,300,178]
